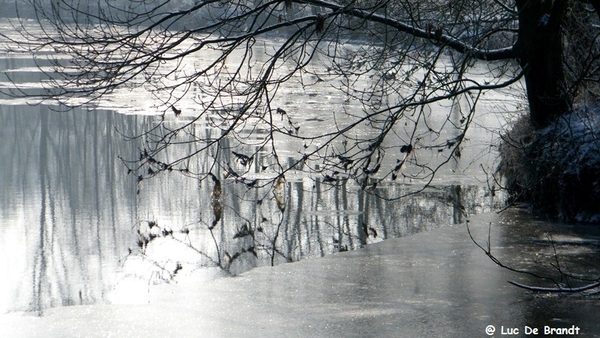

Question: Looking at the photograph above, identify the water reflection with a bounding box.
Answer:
[0,105,141,314]
[0,103,504,314]
[0,21,511,316]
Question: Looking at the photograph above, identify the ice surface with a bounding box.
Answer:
[2,210,599,337]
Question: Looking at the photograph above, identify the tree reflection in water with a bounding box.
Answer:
[0,103,505,314]
[133,140,503,277]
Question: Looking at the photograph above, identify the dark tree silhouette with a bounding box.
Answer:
[3,0,600,202]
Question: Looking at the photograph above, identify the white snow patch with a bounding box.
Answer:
[106,235,223,305]
[538,105,600,176]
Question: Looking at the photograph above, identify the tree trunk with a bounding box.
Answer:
[515,0,571,129]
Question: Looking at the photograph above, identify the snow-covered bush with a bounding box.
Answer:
[499,105,600,222]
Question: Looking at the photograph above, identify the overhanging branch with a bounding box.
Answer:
[305,0,516,61]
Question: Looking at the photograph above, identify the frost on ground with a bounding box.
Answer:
[499,104,600,222]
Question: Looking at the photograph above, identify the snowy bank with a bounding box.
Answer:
[499,105,600,222]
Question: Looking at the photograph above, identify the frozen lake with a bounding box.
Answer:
[3,209,600,337]
[1,20,599,337]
